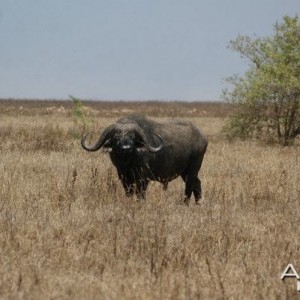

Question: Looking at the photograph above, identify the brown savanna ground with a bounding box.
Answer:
[0,99,299,299]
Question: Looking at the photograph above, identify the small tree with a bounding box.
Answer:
[69,95,87,139]
[223,16,300,145]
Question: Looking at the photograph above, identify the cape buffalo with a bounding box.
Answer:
[81,115,208,203]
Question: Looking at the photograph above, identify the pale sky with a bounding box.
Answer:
[0,1,299,101]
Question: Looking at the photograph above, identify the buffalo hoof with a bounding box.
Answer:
[183,198,190,206]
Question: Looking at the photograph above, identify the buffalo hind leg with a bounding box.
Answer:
[193,177,202,204]
[181,175,194,205]
[182,175,201,205]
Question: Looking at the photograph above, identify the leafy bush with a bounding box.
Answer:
[223,16,300,145]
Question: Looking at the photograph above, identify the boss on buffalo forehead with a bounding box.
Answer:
[81,115,208,203]
[81,123,163,154]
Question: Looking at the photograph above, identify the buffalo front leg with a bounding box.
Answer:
[117,169,135,198]
[120,177,135,198]
[136,179,149,200]
[162,181,168,191]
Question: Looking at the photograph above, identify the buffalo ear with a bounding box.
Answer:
[103,139,113,148]
[135,140,145,148]
[135,140,143,146]
[135,141,147,152]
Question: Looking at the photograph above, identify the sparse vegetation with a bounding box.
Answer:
[0,100,299,299]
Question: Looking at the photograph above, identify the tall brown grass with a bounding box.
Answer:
[0,101,299,299]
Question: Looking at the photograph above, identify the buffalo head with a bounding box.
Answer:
[81,123,164,154]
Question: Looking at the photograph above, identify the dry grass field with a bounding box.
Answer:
[0,100,299,299]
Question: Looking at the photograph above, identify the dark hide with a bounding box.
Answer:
[81,115,208,203]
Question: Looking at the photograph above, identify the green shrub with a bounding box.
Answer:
[223,16,300,146]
